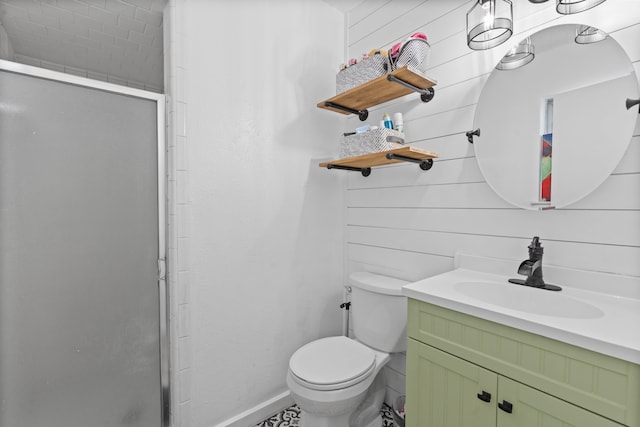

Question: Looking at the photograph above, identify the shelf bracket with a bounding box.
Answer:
[466,128,480,144]
[385,153,434,170]
[323,101,369,121]
[386,74,435,103]
[326,164,372,177]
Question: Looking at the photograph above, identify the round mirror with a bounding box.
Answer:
[474,24,639,210]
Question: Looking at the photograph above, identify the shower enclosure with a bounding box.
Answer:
[0,61,168,426]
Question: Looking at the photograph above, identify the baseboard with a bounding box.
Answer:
[211,390,294,427]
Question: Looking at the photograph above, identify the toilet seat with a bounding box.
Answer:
[289,336,376,391]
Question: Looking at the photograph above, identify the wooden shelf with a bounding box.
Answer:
[316,67,438,176]
[319,146,438,177]
[317,67,437,118]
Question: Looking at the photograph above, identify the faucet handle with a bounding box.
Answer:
[529,236,540,248]
[528,236,543,260]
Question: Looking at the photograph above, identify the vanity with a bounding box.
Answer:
[401,254,640,427]
[399,21,640,426]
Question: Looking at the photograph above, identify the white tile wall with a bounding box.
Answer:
[0,21,13,59]
[12,52,163,92]
[164,1,191,425]
[345,0,640,408]
[0,0,165,89]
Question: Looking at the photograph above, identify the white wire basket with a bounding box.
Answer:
[393,38,431,76]
[339,128,405,158]
[336,54,391,94]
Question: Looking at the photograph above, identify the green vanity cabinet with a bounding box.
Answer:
[406,299,640,427]
[495,375,621,427]
[407,339,497,426]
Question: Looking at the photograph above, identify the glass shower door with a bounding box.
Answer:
[0,68,165,427]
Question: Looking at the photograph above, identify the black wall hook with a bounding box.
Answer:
[466,128,480,143]
[626,98,640,114]
[339,302,351,310]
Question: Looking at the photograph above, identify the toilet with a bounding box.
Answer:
[286,272,408,427]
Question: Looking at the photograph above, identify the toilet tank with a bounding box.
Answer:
[349,272,408,353]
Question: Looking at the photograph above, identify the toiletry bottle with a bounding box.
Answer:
[393,112,404,132]
[383,113,393,129]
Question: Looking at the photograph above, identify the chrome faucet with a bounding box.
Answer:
[508,237,562,291]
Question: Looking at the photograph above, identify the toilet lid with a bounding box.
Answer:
[289,336,375,389]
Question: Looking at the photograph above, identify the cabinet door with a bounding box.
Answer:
[496,376,622,427]
[407,339,498,427]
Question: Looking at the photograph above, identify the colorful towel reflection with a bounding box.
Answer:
[540,133,552,201]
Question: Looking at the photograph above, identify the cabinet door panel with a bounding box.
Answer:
[407,339,497,427]
[497,376,622,427]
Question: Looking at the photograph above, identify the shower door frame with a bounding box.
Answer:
[0,59,170,427]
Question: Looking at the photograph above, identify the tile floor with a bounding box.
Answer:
[255,404,396,426]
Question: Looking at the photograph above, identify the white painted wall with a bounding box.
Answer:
[169,1,347,425]
[344,0,640,407]
[0,22,13,60]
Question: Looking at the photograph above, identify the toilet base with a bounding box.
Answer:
[298,410,382,427]
[361,414,382,427]
[299,411,382,427]
[296,372,386,427]
[287,339,392,427]
[299,409,350,427]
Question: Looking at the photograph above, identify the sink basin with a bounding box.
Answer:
[401,256,640,363]
[454,281,605,319]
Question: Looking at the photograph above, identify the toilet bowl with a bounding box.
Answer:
[286,272,408,427]
[287,336,390,426]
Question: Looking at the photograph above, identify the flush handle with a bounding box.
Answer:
[498,400,513,414]
[476,390,491,403]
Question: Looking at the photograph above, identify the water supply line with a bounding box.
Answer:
[340,285,352,336]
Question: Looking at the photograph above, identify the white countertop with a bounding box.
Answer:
[402,256,640,364]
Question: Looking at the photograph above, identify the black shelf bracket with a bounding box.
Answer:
[466,128,480,144]
[385,153,434,170]
[626,98,640,114]
[386,74,435,103]
[326,164,371,177]
[323,101,369,121]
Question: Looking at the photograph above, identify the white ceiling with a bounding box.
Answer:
[321,0,364,13]
[0,0,167,91]
[0,0,363,92]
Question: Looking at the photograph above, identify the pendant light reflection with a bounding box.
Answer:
[467,0,513,50]
[575,25,608,44]
[496,37,535,70]
[556,0,607,14]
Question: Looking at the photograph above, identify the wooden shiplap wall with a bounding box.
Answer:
[343,0,640,406]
